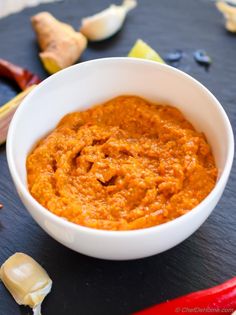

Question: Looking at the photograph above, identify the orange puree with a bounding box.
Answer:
[26,96,217,230]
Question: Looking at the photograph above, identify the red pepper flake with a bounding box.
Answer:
[133,277,236,315]
[0,59,41,91]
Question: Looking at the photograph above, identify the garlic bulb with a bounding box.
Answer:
[0,253,52,315]
[80,0,137,41]
[216,1,236,32]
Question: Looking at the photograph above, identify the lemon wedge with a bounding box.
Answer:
[128,39,165,63]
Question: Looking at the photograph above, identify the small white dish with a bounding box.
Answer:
[7,58,234,260]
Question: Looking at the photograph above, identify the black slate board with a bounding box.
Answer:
[0,1,236,314]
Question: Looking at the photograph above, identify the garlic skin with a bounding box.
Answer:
[216,1,236,32]
[80,0,137,41]
[0,253,52,315]
[0,0,60,19]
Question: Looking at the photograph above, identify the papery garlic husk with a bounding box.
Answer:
[0,0,61,19]
[0,253,52,315]
[216,1,236,32]
[80,0,137,41]
[0,85,36,145]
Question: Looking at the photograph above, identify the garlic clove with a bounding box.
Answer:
[216,1,236,32]
[80,0,137,41]
[0,85,36,145]
[0,253,52,315]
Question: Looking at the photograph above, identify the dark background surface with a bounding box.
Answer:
[0,0,236,314]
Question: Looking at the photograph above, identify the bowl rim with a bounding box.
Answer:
[6,57,235,237]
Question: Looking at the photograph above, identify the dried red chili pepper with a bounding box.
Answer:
[133,277,236,315]
[0,59,41,90]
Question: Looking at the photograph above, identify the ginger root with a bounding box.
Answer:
[31,12,87,74]
[216,2,236,33]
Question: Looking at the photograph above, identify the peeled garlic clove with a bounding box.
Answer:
[0,253,52,315]
[0,85,36,145]
[216,1,236,32]
[80,0,137,41]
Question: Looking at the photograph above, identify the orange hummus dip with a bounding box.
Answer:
[27,96,217,230]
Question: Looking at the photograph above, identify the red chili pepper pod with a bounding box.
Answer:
[133,277,236,315]
[0,59,41,90]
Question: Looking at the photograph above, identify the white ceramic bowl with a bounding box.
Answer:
[7,58,234,260]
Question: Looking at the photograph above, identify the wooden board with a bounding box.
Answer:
[0,0,235,314]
